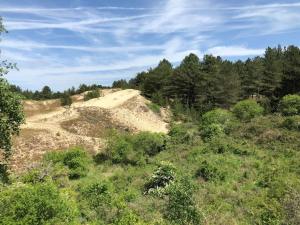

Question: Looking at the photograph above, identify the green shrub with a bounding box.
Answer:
[60,93,72,106]
[232,99,264,121]
[281,116,300,131]
[164,177,201,225]
[144,162,176,196]
[132,132,166,156]
[44,148,90,179]
[113,209,145,225]
[201,108,234,126]
[201,123,224,141]
[204,137,251,155]
[106,134,140,165]
[196,160,226,182]
[84,89,100,101]
[168,123,199,145]
[0,182,78,225]
[78,181,112,222]
[279,94,300,116]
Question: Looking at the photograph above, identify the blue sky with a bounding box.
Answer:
[0,0,300,91]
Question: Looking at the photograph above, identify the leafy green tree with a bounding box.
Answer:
[165,54,202,108]
[0,19,24,163]
[281,45,300,96]
[241,57,264,98]
[142,59,173,100]
[41,85,52,99]
[261,46,283,98]
[213,60,241,108]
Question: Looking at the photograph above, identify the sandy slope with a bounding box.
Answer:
[9,89,169,173]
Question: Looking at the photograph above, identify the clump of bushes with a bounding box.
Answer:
[168,123,199,145]
[84,89,100,101]
[281,116,300,131]
[164,177,201,225]
[144,161,176,196]
[196,160,226,182]
[232,99,264,121]
[201,108,234,127]
[0,182,78,225]
[44,147,90,179]
[200,108,236,141]
[132,132,166,156]
[201,123,225,141]
[60,93,72,106]
[105,132,167,165]
[78,181,112,222]
[279,94,300,116]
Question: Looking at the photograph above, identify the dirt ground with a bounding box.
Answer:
[8,89,169,173]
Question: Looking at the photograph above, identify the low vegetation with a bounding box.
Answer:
[2,96,300,224]
[84,89,101,101]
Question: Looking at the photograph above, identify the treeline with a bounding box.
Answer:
[10,83,108,100]
[115,45,300,113]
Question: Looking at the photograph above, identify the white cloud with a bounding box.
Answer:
[206,46,264,57]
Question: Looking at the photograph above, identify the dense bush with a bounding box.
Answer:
[201,123,225,141]
[133,132,166,156]
[44,148,90,179]
[168,123,199,145]
[281,116,300,131]
[279,94,300,116]
[60,93,72,106]
[0,182,78,225]
[78,181,112,222]
[201,108,234,126]
[196,160,226,182]
[164,177,201,225]
[106,133,140,165]
[84,89,100,101]
[144,162,176,196]
[232,99,264,121]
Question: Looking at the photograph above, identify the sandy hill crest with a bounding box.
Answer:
[9,89,170,173]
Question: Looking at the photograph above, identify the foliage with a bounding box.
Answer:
[281,115,300,131]
[232,99,264,121]
[201,108,234,127]
[146,102,161,114]
[168,123,199,145]
[279,94,300,116]
[60,93,72,106]
[44,148,90,179]
[0,182,78,225]
[84,89,101,101]
[78,181,112,222]
[164,177,201,225]
[112,79,130,89]
[196,160,226,182]
[201,123,225,141]
[144,162,176,196]
[132,132,167,156]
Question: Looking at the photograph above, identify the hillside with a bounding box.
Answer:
[10,89,169,173]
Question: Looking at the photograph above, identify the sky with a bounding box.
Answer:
[0,0,300,91]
